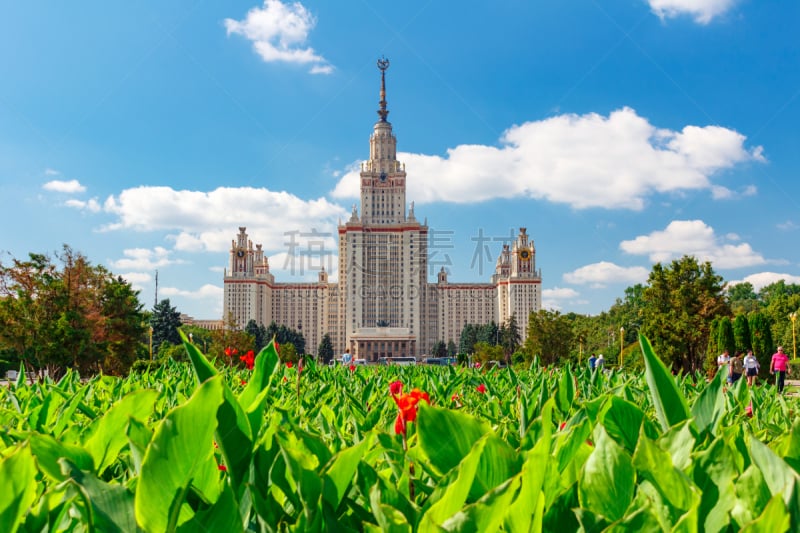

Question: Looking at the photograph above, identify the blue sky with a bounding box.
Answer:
[1,0,799,320]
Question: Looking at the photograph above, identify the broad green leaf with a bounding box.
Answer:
[639,333,690,432]
[176,484,243,533]
[323,434,374,508]
[419,435,488,531]
[731,465,772,527]
[60,459,138,533]
[633,432,697,515]
[83,389,157,474]
[693,437,737,533]
[601,396,645,454]
[750,438,797,497]
[180,330,217,384]
[214,385,253,490]
[691,362,726,435]
[0,444,37,533]
[417,404,492,476]
[505,399,554,533]
[239,338,281,411]
[135,376,224,533]
[126,417,153,476]
[741,493,790,533]
[578,426,635,522]
[439,476,521,532]
[28,433,94,481]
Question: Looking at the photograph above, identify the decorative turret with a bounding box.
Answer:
[377,57,390,123]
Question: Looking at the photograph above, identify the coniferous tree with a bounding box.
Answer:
[717,317,736,356]
[733,314,751,353]
[749,312,774,376]
[150,299,182,353]
[447,340,457,357]
[318,333,334,363]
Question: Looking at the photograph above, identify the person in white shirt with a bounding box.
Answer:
[341,348,352,365]
[717,350,730,380]
[743,349,760,386]
[596,353,605,370]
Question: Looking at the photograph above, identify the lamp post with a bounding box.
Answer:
[189,332,193,345]
[791,312,797,360]
[579,336,583,365]
[619,326,625,369]
[149,326,154,361]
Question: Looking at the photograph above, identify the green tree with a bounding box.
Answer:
[728,282,759,315]
[318,333,334,363]
[640,256,729,372]
[500,314,521,358]
[524,309,573,366]
[150,299,182,353]
[733,314,751,353]
[749,312,774,376]
[459,324,480,354]
[447,340,457,358]
[717,317,736,357]
[245,320,266,352]
[432,340,447,358]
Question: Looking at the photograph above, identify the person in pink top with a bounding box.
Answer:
[769,346,790,393]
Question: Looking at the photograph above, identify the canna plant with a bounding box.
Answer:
[1,332,800,531]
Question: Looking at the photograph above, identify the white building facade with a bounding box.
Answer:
[223,60,541,360]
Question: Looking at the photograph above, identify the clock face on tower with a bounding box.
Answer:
[237,249,244,258]
[379,171,387,182]
[519,248,531,261]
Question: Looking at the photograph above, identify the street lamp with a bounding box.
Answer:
[189,332,193,345]
[619,326,625,369]
[791,312,797,360]
[579,336,583,365]
[149,326,154,361]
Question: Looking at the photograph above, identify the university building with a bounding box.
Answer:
[223,60,542,360]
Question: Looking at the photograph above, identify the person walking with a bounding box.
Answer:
[769,346,790,393]
[743,349,760,386]
[730,352,744,383]
[596,353,605,371]
[717,349,730,379]
[588,353,597,371]
[342,348,353,365]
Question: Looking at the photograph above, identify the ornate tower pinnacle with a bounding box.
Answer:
[377,57,390,122]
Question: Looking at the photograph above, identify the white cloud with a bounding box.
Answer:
[161,284,224,300]
[564,261,650,287]
[43,179,86,193]
[331,107,762,210]
[101,186,346,254]
[225,0,333,74]
[777,220,798,231]
[118,271,151,290]
[544,287,581,299]
[44,168,60,176]
[647,0,738,24]
[109,247,183,271]
[65,198,101,212]
[729,272,800,291]
[620,219,766,268]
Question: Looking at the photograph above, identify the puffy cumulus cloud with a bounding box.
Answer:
[65,198,101,212]
[620,219,766,268]
[101,186,346,253]
[225,0,333,74]
[542,287,586,311]
[647,0,738,24]
[118,271,151,290]
[331,108,762,210]
[563,261,650,288]
[729,272,800,292]
[43,179,86,193]
[109,247,183,271]
[161,284,224,300]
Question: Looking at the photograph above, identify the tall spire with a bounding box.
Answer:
[377,57,390,122]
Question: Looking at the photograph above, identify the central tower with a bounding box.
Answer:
[359,58,407,225]
[338,58,428,358]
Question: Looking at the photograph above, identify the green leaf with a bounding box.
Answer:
[601,396,645,454]
[731,465,772,528]
[177,484,243,533]
[750,438,797,497]
[60,459,138,533]
[239,338,281,411]
[691,361,726,435]
[419,435,489,530]
[28,433,94,481]
[633,431,698,516]
[692,437,737,533]
[639,333,690,432]
[83,389,157,475]
[417,404,492,476]
[180,330,217,384]
[0,444,37,533]
[126,417,153,477]
[578,426,635,522]
[741,493,790,533]
[440,476,522,532]
[323,434,374,508]
[135,376,225,533]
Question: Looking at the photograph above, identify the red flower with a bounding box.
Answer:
[275,341,280,354]
[392,388,430,436]
[349,364,356,372]
[218,464,227,471]
[389,380,403,395]
[476,383,487,394]
[241,379,247,386]
[239,350,255,370]
[286,361,293,369]
[559,422,567,431]
[746,403,753,418]
[225,346,238,357]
